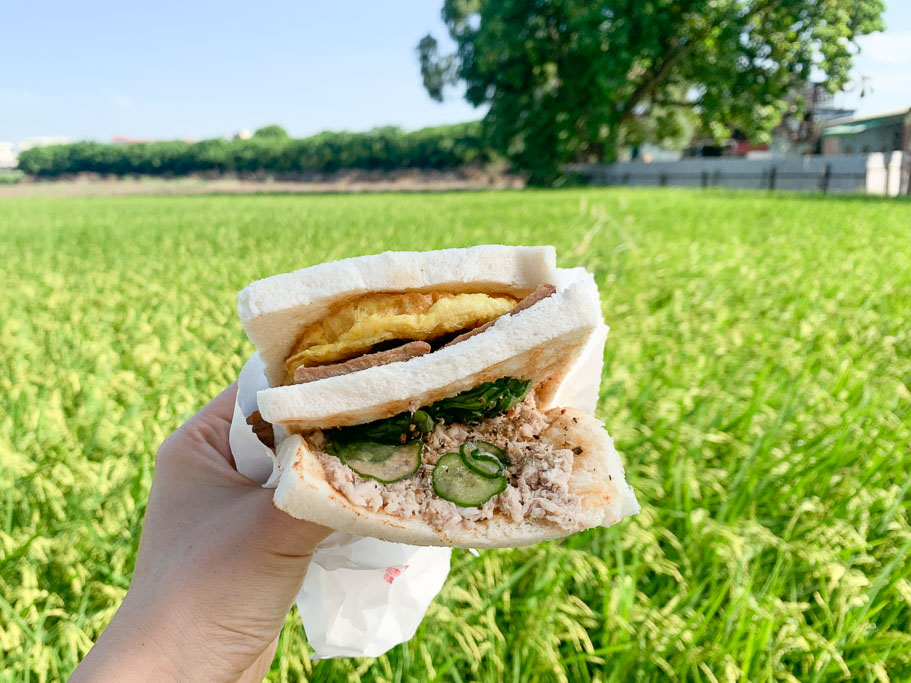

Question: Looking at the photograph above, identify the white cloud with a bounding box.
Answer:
[856,30,911,66]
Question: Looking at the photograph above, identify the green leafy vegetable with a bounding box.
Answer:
[424,378,531,426]
[330,409,435,445]
[326,377,531,445]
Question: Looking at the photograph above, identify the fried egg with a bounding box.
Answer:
[284,291,517,383]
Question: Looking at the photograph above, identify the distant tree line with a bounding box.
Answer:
[17,123,492,177]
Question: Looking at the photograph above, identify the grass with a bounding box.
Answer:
[1,188,910,682]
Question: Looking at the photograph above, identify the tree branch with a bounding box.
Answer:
[617,39,698,124]
[652,99,699,109]
[616,0,785,125]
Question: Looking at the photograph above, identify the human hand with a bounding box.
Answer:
[73,384,331,682]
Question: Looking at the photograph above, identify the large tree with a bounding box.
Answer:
[419,0,885,182]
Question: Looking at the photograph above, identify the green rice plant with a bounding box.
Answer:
[1,189,909,681]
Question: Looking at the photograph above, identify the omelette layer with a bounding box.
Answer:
[283,291,518,383]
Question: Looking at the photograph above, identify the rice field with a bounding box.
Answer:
[1,188,910,681]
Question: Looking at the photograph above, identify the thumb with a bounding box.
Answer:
[254,487,333,559]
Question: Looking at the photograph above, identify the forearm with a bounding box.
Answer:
[71,598,183,682]
[72,555,311,682]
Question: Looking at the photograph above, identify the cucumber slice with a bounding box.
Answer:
[459,446,504,479]
[330,440,422,483]
[461,440,510,466]
[433,452,507,507]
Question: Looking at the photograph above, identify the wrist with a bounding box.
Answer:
[75,588,266,682]
[77,583,236,681]
[72,594,183,681]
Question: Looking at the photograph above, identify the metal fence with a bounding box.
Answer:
[571,152,909,196]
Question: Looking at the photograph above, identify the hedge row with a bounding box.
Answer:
[17,123,493,177]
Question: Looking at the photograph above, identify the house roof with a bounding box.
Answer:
[821,107,911,137]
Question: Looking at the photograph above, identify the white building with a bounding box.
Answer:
[0,142,16,170]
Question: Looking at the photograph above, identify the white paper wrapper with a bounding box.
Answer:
[229,352,452,659]
[226,266,620,658]
[298,533,450,658]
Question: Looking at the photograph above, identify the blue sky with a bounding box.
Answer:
[1,1,908,143]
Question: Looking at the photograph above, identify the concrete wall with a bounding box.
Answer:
[572,153,909,196]
[866,152,907,196]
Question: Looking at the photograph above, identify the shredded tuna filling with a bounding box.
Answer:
[306,392,586,532]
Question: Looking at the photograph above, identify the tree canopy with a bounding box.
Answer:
[419,0,885,182]
[253,124,290,139]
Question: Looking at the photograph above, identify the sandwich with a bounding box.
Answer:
[238,245,639,548]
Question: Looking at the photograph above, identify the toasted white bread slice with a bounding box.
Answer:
[256,278,601,430]
[272,408,639,548]
[238,245,559,387]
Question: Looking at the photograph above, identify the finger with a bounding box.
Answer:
[197,382,239,425]
[258,491,334,555]
[176,383,239,468]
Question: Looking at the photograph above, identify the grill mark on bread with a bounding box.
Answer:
[293,340,432,384]
[444,284,557,347]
